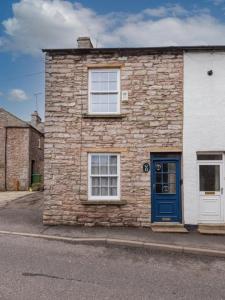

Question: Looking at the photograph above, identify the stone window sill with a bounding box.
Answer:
[82,113,125,119]
[82,200,127,205]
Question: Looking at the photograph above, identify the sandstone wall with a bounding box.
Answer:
[44,50,183,226]
[6,127,30,191]
[0,109,28,191]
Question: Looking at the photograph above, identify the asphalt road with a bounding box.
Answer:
[0,235,225,300]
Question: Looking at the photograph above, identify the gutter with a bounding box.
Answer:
[42,45,225,54]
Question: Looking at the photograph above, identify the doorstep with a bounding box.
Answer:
[198,224,225,235]
[151,222,188,233]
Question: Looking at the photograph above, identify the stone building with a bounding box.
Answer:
[43,38,183,227]
[43,37,225,230]
[0,108,44,191]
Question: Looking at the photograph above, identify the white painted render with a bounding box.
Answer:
[183,52,225,224]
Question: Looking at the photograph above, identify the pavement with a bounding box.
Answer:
[1,192,225,257]
[0,191,36,208]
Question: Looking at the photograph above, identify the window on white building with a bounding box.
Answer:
[88,69,120,114]
[88,153,120,200]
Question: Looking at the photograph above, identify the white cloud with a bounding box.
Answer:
[144,5,188,18]
[1,0,225,55]
[1,0,107,54]
[8,89,29,102]
[210,0,225,5]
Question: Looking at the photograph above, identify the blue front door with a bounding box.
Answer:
[151,155,181,222]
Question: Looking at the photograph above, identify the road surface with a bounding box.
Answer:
[0,234,225,299]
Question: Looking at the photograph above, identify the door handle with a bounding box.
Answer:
[221,187,224,195]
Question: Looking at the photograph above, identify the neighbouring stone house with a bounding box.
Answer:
[43,38,225,230]
[0,108,44,191]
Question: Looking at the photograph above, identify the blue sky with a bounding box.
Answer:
[1,0,225,121]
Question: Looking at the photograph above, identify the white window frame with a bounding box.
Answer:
[88,68,120,115]
[88,153,120,201]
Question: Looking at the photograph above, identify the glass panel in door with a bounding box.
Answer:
[155,162,176,194]
[199,165,220,192]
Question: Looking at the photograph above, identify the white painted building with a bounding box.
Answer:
[183,51,225,225]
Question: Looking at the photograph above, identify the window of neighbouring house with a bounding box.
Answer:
[89,69,120,114]
[197,153,223,161]
[88,153,120,200]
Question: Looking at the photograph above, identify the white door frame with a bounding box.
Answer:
[197,154,224,223]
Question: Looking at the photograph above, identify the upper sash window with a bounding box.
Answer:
[89,69,120,114]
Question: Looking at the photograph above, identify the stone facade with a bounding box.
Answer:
[6,127,30,191]
[44,48,183,226]
[0,108,44,191]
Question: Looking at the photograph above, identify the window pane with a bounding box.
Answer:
[200,165,220,191]
[100,155,108,165]
[156,173,162,183]
[108,94,117,103]
[100,166,108,174]
[91,166,99,175]
[168,184,176,194]
[163,163,176,173]
[91,155,99,165]
[92,187,100,196]
[108,72,117,81]
[92,81,101,91]
[156,184,162,193]
[197,154,222,160]
[163,173,176,184]
[110,155,117,165]
[91,72,101,81]
[101,177,108,187]
[161,184,176,194]
[109,177,117,187]
[109,166,117,174]
[108,103,117,113]
[92,103,107,113]
[108,81,117,91]
[109,187,117,196]
[100,156,108,175]
[101,187,108,196]
[100,72,108,81]
[91,94,108,113]
[92,177,100,186]
[100,81,108,92]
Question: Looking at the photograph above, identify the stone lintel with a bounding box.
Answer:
[87,63,124,69]
[82,147,128,153]
[149,147,182,153]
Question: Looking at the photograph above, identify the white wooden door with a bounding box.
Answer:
[198,162,224,223]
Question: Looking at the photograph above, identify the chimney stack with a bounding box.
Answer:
[77,37,93,48]
[31,111,41,128]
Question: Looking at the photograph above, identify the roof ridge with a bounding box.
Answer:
[0,107,30,127]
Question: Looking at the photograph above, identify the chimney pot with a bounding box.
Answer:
[77,37,93,48]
